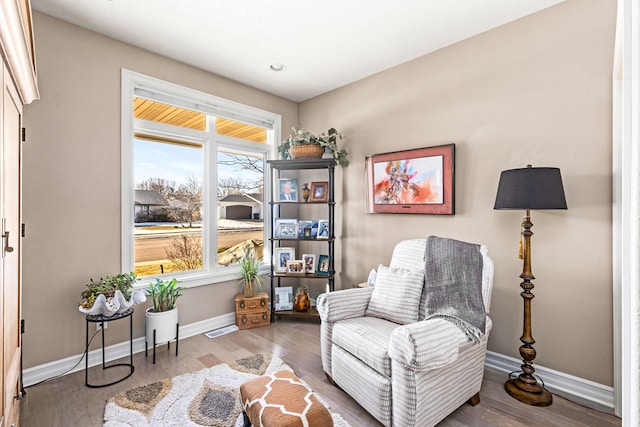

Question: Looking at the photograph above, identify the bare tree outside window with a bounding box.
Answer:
[218,177,245,197]
[137,177,177,201]
[174,175,202,227]
[165,234,203,271]
[218,153,264,193]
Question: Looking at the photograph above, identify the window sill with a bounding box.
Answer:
[133,264,271,290]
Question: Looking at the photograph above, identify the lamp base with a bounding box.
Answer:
[505,377,552,407]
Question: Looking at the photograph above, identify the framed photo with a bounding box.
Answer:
[286,259,305,276]
[274,247,295,272]
[274,286,293,311]
[275,218,298,238]
[298,220,318,238]
[317,220,330,239]
[317,255,330,275]
[310,181,329,202]
[278,178,298,202]
[302,254,316,274]
[365,144,455,214]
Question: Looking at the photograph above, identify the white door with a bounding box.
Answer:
[1,60,23,427]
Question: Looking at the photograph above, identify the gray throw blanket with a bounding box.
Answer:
[424,236,486,342]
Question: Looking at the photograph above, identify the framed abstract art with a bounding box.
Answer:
[365,144,455,214]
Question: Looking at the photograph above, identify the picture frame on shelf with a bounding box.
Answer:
[274,247,295,272]
[365,143,455,214]
[286,260,305,276]
[310,181,329,202]
[278,178,298,202]
[317,255,330,275]
[298,220,318,238]
[302,254,316,274]
[274,286,294,311]
[317,220,330,239]
[275,218,298,238]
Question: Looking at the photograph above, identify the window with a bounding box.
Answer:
[122,70,280,286]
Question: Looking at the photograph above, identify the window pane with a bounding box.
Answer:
[216,117,267,143]
[134,138,204,277]
[217,148,265,265]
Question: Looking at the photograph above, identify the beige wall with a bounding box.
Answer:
[300,0,615,385]
[23,0,616,387]
[22,12,297,368]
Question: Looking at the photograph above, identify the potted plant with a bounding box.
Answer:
[79,272,144,317]
[278,126,349,167]
[237,246,263,298]
[145,278,186,346]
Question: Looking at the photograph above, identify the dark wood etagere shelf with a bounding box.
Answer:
[268,158,335,321]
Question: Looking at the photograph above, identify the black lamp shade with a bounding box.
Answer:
[494,166,567,210]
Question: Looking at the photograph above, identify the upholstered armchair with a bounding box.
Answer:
[317,237,494,427]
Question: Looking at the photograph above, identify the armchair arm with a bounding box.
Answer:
[317,287,374,322]
[388,318,462,371]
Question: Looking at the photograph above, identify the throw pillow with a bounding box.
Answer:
[366,264,424,324]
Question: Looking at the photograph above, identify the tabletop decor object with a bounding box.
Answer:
[79,272,144,317]
[293,287,310,312]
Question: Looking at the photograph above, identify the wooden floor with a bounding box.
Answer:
[21,319,620,427]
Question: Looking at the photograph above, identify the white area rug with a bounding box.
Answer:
[104,352,351,426]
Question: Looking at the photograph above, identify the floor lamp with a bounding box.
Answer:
[494,165,567,407]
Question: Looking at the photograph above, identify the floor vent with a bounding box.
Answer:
[204,325,238,339]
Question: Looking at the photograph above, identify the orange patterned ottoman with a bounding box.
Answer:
[239,369,333,427]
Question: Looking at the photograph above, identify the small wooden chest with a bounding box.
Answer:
[235,293,270,330]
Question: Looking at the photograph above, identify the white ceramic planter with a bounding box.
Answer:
[145,307,178,345]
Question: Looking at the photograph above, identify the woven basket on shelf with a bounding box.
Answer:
[289,144,324,159]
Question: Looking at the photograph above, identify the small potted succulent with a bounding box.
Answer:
[145,278,186,345]
[79,272,144,316]
[278,126,349,167]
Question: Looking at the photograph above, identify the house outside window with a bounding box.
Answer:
[121,70,280,286]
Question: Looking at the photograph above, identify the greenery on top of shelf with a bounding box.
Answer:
[278,126,349,167]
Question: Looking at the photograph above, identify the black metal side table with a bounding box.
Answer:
[85,307,134,388]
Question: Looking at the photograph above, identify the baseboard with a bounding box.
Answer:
[485,351,615,414]
[22,312,236,387]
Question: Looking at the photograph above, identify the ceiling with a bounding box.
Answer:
[31,0,565,102]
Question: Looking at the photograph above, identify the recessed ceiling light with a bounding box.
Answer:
[269,63,285,72]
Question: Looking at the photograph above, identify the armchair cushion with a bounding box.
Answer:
[365,264,424,324]
[333,317,398,377]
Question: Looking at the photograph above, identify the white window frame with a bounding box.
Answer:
[121,69,280,288]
